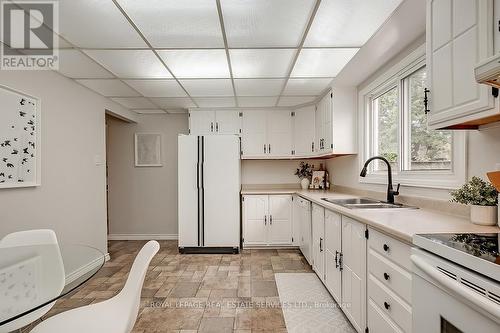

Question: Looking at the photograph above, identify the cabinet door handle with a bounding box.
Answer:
[339,252,343,271]
[319,238,323,252]
[270,215,273,225]
[384,302,390,310]
[335,250,339,268]
[216,122,219,132]
[264,144,267,154]
[383,244,390,252]
[268,144,271,154]
[264,215,267,225]
[311,141,314,152]
[384,272,390,280]
[210,122,214,132]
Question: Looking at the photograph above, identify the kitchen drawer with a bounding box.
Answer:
[368,248,412,304]
[368,228,411,271]
[368,299,404,333]
[368,274,412,333]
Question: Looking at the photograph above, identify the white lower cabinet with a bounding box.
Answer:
[341,217,367,332]
[293,195,312,265]
[324,209,342,303]
[312,204,325,281]
[367,228,412,333]
[243,195,292,247]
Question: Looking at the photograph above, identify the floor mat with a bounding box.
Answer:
[275,273,356,333]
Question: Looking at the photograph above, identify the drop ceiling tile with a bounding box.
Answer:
[133,109,167,114]
[111,97,156,109]
[283,78,332,96]
[278,96,317,107]
[124,80,186,97]
[291,48,359,77]
[180,79,234,97]
[58,49,114,78]
[230,49,295,78]
[221,0,316,47]
[76,79,140,97]
[157,50,229,78]
[305,0,402,47]
[234,79,285,96]
[83,50,172,79]
[238,97,278,107]
[116,0,223,48]
[194,97,236,107]
[58,0,146,48]
[150,97,195,109]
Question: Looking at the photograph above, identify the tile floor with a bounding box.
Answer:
[31,240,314,332]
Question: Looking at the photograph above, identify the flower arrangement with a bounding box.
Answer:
[450,176,498,206]
[295,162,313,180]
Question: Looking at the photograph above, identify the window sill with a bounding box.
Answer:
[358,171,466,190]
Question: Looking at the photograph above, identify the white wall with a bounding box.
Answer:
[0,70,134,253]
[242,159,325,185]
[106,114,188,239]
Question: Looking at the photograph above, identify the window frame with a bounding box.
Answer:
[358,45,467,189]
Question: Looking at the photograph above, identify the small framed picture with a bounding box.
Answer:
[135,133,162,167]
[311,171,326,189]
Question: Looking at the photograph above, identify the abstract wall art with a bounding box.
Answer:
[134,133,162,167]
[0,85,40,188]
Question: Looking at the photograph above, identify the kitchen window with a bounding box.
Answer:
[360,45,466,189]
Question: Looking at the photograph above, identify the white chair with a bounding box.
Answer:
[30,240,160,333]
[0,229,65,333]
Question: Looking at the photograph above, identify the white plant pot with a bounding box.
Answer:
[300,178,310,190]
[469,205,498,226]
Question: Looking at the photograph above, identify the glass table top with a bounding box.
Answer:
[0,243,105,327]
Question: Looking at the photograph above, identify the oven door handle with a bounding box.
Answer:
[411,255,500,321]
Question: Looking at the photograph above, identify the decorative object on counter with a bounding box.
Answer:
[0,85,40,189]
[312,170,326,189]
[487,170,500,227]
[450,176,498,226]
[295,162,313,190]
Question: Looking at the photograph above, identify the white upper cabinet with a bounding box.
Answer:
[293,105,316,156]
[241,110,269,157]
[426,0,497,129]
[314,92,333,154]
[267,110,293,157]
[189,110,240,135]
[241,110,293,158]
[215,110,241,134]
[189,111,215,135]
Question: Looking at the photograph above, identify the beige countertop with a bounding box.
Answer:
[241,187,500,244]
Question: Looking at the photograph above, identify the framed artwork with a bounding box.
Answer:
[0,85,41,188]
[135,133,162,167]
[311,171,326,189]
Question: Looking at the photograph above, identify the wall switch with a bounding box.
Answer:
[94,155,103,166]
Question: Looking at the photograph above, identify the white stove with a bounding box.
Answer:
[412,233,500,333]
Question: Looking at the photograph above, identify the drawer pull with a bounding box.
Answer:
[384,301,390,310]
[383,272,390,280]
[383,244,390,252]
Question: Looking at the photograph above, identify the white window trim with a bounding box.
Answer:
[358,44,467,190]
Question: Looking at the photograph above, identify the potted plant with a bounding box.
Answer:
[450,176,499,226]
[295,162,313,190]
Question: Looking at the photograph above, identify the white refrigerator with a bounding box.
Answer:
[178,134,241,253]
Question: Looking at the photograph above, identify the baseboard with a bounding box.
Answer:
[65,252,110,285]
[107,234,178,240]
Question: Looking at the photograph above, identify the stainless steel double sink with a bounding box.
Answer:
[321,197,417,210]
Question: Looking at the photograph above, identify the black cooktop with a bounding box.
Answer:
[418,233,500,265]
